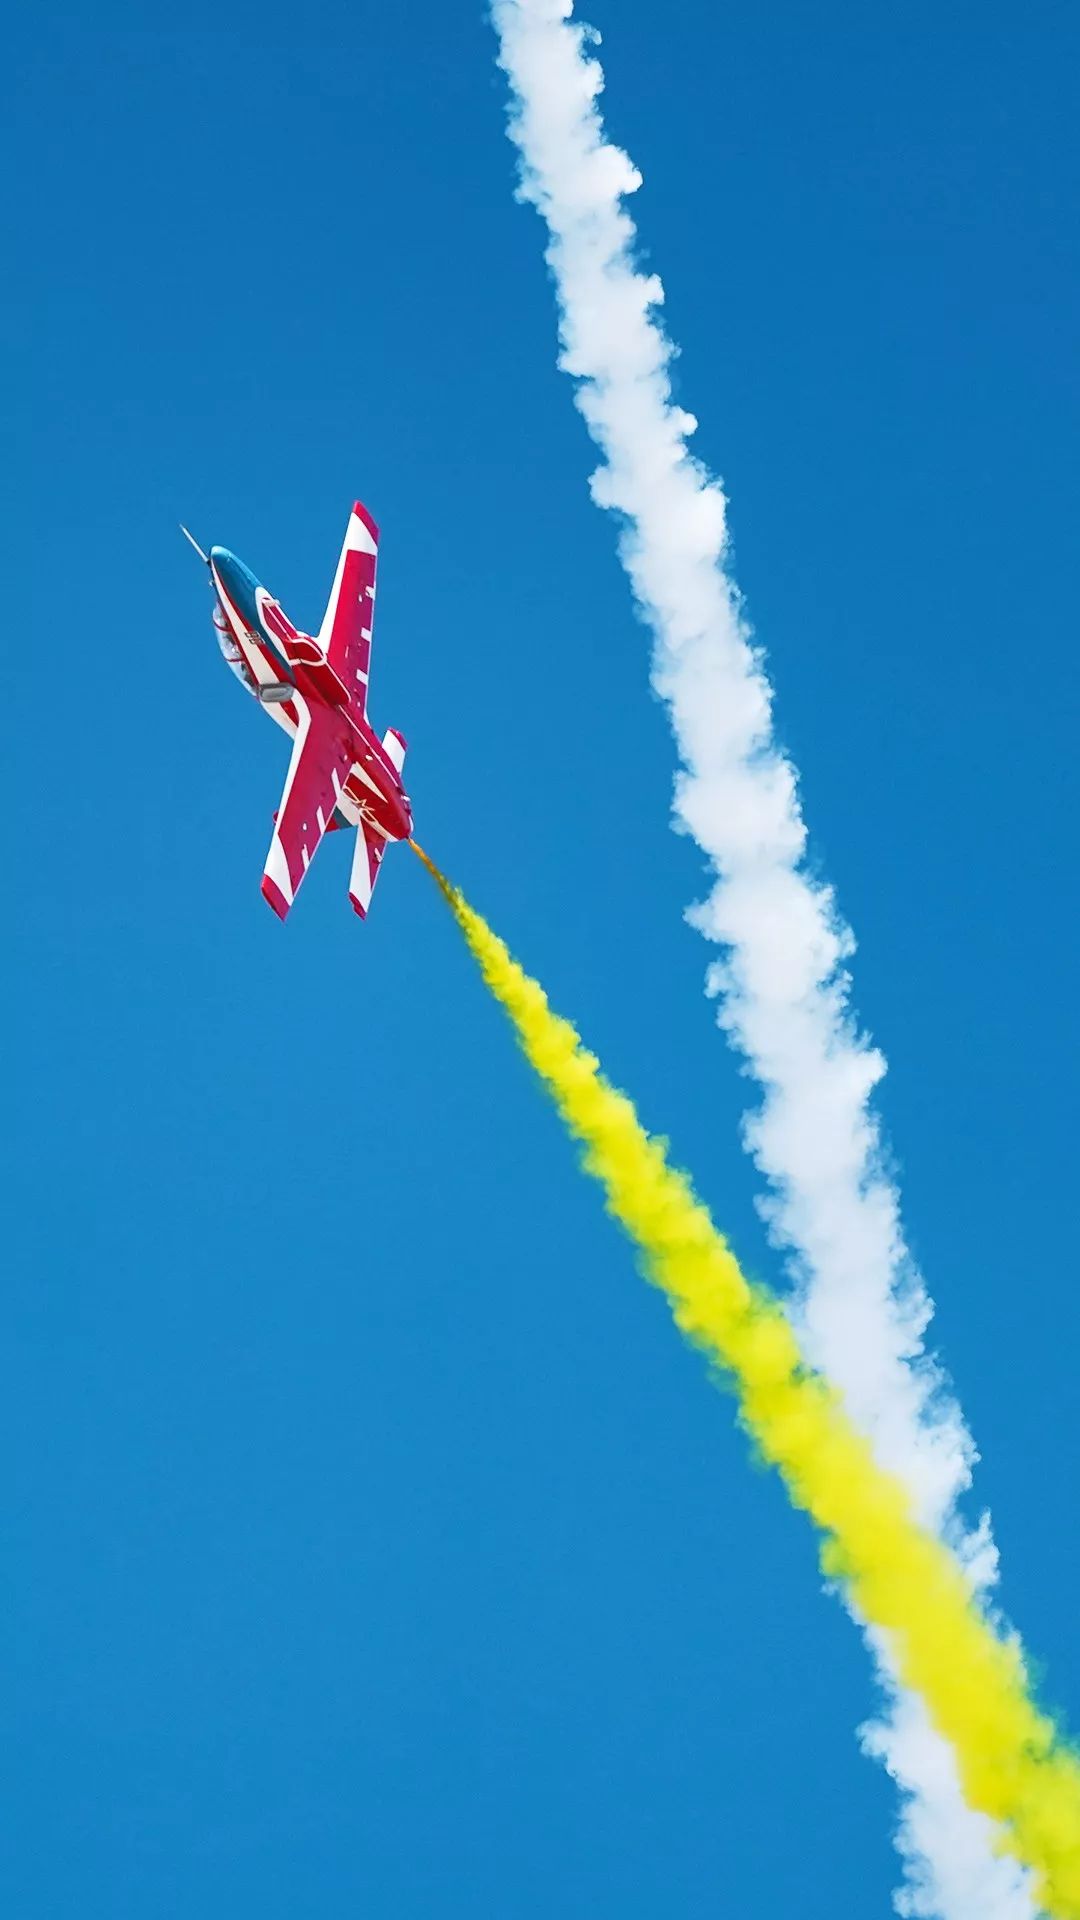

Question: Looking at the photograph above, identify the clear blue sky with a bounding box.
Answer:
[6,3,1080,1914]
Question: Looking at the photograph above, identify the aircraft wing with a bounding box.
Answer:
[261,696,351,920]
[317,501,379,716]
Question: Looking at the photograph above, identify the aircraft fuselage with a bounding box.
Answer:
[209,544,412,846]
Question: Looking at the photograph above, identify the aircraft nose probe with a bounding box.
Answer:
[180,523,210,566]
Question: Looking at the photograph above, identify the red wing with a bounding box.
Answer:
[317,501,379,716]
[261,697,352,920]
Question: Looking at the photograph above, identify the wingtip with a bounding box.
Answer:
[351,500,380,544]
[261,874,291,922]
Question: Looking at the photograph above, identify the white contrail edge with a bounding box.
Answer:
[488,4,1036,1913]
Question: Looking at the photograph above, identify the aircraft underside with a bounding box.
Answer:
[199,500,411,921]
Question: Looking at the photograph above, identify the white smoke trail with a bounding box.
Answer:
[488,3,1036,1912]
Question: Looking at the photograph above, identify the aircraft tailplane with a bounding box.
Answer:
[348,731,407,919]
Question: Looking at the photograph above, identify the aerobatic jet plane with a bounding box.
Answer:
[184,502,411,921]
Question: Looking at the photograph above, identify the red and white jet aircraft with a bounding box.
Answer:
[185,502,411,921]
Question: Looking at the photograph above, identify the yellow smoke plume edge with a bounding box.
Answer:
[410,842,1080,1915]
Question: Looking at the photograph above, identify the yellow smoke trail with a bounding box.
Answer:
[410,841,1080,1915]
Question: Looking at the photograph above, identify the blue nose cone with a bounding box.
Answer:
[210,546,263,633]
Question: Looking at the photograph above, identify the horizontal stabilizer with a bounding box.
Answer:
[348,731,407,918]
[349,820,388,919]
[383,727,407,771]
